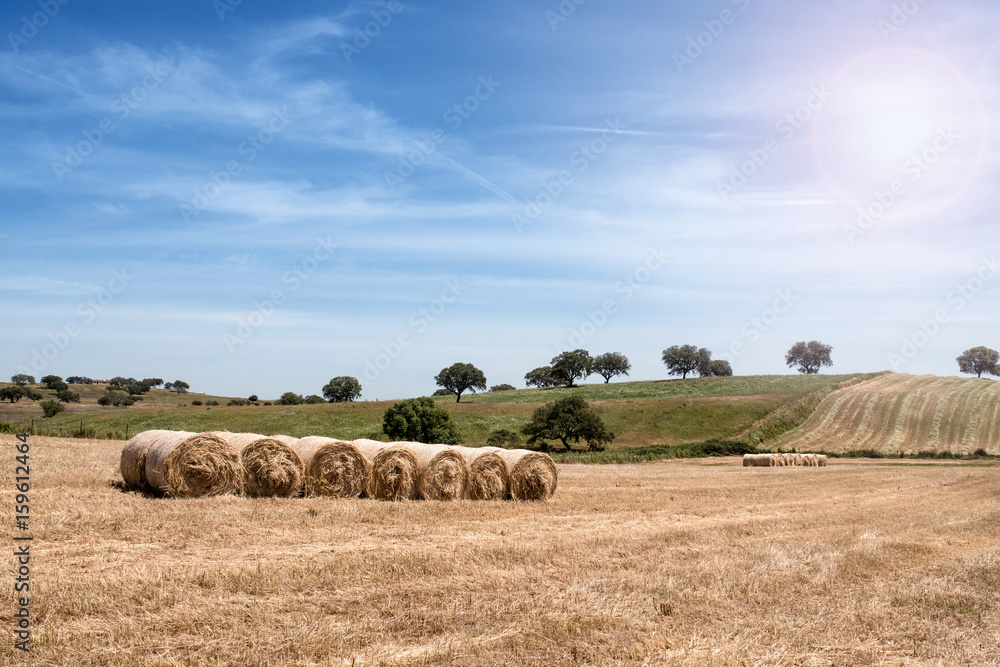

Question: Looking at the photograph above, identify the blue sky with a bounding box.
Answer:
[2,0,998,399]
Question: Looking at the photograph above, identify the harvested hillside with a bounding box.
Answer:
[774,373,1000,455]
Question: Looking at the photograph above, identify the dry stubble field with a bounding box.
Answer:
[2,434,1000,666]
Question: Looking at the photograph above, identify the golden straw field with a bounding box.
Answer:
[2,434,999,665]
[775,373,1000,455]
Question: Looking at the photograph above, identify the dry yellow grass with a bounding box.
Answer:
[776,373,1000,455]
[2,434,1000,665]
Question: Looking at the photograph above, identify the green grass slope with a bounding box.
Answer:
[2,374,869,449]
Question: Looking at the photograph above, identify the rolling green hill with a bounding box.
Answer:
[1,374,872,449]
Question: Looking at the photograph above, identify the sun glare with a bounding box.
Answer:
[813,48,984,222]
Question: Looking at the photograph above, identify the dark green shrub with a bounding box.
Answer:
[40,401,65,418]
[382,397,462,444]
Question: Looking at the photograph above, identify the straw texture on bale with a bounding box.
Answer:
[486,448,557,501]
[212,432,304,498]
[452,445,509,500]
[352,439,420,501]
[404,442,471,501]
[291,436,370,498]
[144,431,241,498]
[120,429,181,490]
[743,453,772,467]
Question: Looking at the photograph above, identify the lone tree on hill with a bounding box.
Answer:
[165,380,190,394]
[785,341,833,374]
[40,375,64,390]
[277,392,304,405]
[382,396,462,444]
[521,396,614,452]
[0,386,24,403]
[524,366,558,388]
[662,345,711,379]
[10,374,34,386]
[592,352,631,383]
[434,362,487,403]
[322,376,363,402]
[550,349,593,387]
[55,388,81,404]
[699,359,733,377]
[956,346,999,378]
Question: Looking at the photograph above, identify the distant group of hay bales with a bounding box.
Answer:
[119,430,557,501]
[743,453,827,467]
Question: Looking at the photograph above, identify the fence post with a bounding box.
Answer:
[125,423,129,440]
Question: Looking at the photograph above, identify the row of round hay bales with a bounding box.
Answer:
[119,430,557,501]
[743,453,828,467]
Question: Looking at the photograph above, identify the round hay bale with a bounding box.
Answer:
[121,429,183,490]
[818,454,829,467]
[145,431,241,498]
[743,453,752,467]
[290,436,370,498]
[352,439,420,501]
[768,453,779,467]
[211,432,304,498]
[403,442,470,501]
[453,446,509,500]
[485,448,557,501]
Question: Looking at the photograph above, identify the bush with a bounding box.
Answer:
[973,448,988,457]
[98,390,136,407]
[489,384,516,392]
[227,398,249,406]
[486,428,521,448]
[206,400,219,406]
[277,392,304,406]
[303,394,325,404]
[191,400,203,406]
[40,401,65,418]
[264,401,273,406]
[248,395,259,402]
[431,389,452,397]
[382,397,462,444]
